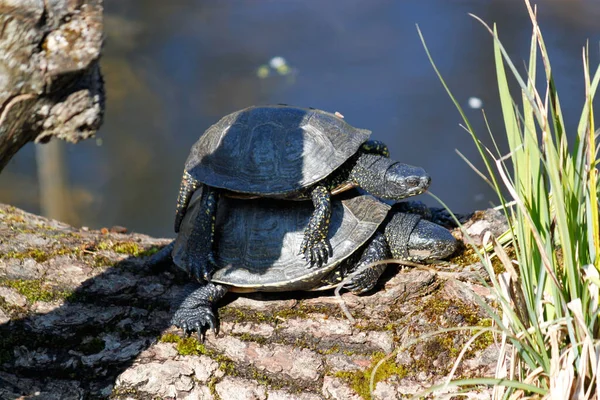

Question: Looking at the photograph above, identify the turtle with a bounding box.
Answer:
[173,105,431,279]
[150,192,457,339]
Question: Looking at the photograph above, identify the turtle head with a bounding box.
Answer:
[385,212,457,261]
[382,162,430,199]
[351,154,431,200]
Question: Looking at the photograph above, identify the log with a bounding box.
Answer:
[0,0,104,171]
[0,203,508,399]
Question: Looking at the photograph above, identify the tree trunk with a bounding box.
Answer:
[0,0,104,171]
[0,203,507,399]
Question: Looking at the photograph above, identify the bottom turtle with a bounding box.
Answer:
[149,194,457,338]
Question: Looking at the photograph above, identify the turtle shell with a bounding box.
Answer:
[173,194,390,292]
[185,105,371,195]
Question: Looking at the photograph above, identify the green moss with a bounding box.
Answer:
[4,249,53,263]
[110,387,141,398]
[0,279,71,303]
[96,240,160,258]
[3,214,25,225]
[159,333,181,343]
[92,255,114,267]
[235,332,269,345]
[449,246,480,267]
[354,321,396,332]
[406,294,495,375]
[320,345,341,355]
[219,303,337,327]
[2,246,84,263]
[139,246,161,258]
[335,352,407,399]
[207,377,221,400]
[158,333,211,356]
[177,337,211,356]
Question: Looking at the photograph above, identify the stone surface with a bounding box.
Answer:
[0,202,504,398]
[215,376,267,400]
[0,286,27,307]
[322,376,362,400]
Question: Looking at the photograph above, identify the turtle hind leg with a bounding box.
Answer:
[172,282,228,341]
[360,140,390,157]
[185,186,219,281]
[342,232,391,294]
[299,185,332,269]
[174,170,201,233]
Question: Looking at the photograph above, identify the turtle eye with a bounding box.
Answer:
[406,176,422,188]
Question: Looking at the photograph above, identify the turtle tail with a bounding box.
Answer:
[174,170,201,233]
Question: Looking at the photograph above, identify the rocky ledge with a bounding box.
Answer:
[0,203,508,399]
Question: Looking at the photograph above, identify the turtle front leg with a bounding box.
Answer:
[172,282,228,341]
[175,170,202,233]
[343,232,391,294]
[184,185,219,281]
[300,185,332,268]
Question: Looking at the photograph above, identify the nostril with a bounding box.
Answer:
[422,175,432,186]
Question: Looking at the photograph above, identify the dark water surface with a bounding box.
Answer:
[1,0,599,237]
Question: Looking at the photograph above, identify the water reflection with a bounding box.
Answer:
[1,0,599,237]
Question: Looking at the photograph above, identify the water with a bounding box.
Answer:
[1,0,599,237]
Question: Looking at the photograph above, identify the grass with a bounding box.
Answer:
[413,1,600,398]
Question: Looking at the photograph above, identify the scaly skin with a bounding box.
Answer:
[171,282,228,341]
[343,232,391,294]
[174,170,201,233]
[297,141,390,267]
[185,187,218,281]
[385,212,423,261]
[360,140,390,158]
[299,185,332,267]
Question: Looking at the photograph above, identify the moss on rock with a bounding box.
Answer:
[335,351,407,399]
[0,278,72,303]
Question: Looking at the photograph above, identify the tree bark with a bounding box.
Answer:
[0,0,104,171]
[0,203,507,399]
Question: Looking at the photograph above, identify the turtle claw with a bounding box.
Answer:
[171,303,218,342]
[343,278,370,295]
[300,238,332,269]
[190,256,216,282]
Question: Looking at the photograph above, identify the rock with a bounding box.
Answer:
[0,286,27,307]
[0,202,504,398]
[462,209,509,245]
[215,376,267,400]
[208,336,323,381]
[267,390,322,400]
[322,376,362,400]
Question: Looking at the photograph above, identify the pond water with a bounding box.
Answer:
[1,0,600,237]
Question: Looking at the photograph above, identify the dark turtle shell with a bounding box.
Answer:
[184,105,371,195]
[172,194,390,291]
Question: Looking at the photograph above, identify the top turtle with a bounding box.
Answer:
[174,105,431,280]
